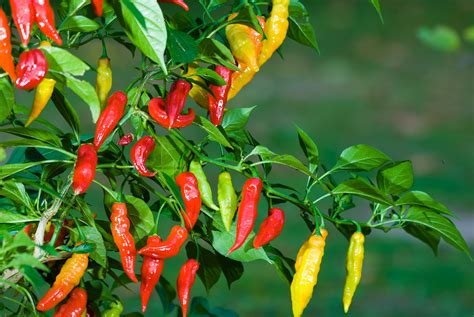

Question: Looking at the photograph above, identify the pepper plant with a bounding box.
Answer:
[0,0,471,316]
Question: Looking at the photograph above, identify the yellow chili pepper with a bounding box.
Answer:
[343,232,365,313]
[227,64,257,100]
[186,65,209,109]
[295,228,327,271]
[96,57,113,109]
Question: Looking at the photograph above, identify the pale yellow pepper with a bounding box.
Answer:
[342,232,365,313]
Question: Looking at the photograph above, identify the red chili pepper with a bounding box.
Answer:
[33,0,62,45]
[177,259,199,317]
[138,226,188,259]
[72,144,98,195]
[253,207,285,249]
[54,220,70,247]
[15,49,48,90]
[93,91,128,150]
[166,79,191,126]
[91,0,103,16]
[140,235,165,313]
[208,66,233,126]
[117,133,134,146]
[148,97,195,129]
[176,172,202,231]
[110,202,138,283]
[53,287,87,317]
[228,178,263,254]
[0,8,17,82]
[158,0,189,11]
[130,136,156,177]
[44,222,55,243]
[10,0,34,46]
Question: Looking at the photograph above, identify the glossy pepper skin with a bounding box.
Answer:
[117,133,134,146]
[140,235,165,313]
[102,301,124,317]
[33,0,62,45]
[25,78,56,126]
[93,91,128,150]
[10,0,34,46]
[0,8,17,82]
[138,226,188,259]
[176,172,202,231]
[53,287,87,317]
[130,136,156,177]
[15,48,48,90]
[291,232,327,317]
[177,259,199,317]
[217,171,238,232]
[95,58,112,108]
[186,66,208,109]
[110,202,138,283]
[148,97,195,129]
[72,144,98,195]
[36,252,89,311]
[295,228,328,271]
[253,207,285,248]
[228,178,263,254]
[159,0,189,11]
[343,232,365,313]
[92,0,103,16]
[166,79,193,127]
[189,160,218,211]
[208,66,233,126]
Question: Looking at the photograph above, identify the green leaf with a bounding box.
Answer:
[186,243,221,293]
[64,75,101,123]
[463,25,474,43]
[125,195,154,242]
[198,39,239,71]
[59,15,100,32]
[296,126,319,170]
[334,144,391,172]
[167,29,198,64]
[229,4,264,35]
[9,254,49,272]
[247,145,312,176]
[332,178,393,205]
[376,161,413,195]
[404,223,440,255]
[41,46,90,76]
[369,0,384,23]
[81,226,107,268]
[194,116,233,149]
[215,252,244,289]
[51,89,81,135]
[221,106,256,132]
[0,147,6,162]
[68,0,88,14]
[417,25,460,52]
[0,210,38,223]
[0,127,61,147]
[0,77,14,122]
[147,135,188,176]
[0,162,46,180]
[120,0,167,72]
[396,191,453,216]
[288,0,319,52]
[156,276,178,315]
[191,67,226,86]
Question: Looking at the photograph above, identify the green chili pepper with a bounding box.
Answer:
[102,301,123,317]
[189,160,218,211]
[217,171,238,231]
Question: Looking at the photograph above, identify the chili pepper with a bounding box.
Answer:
[110,202,138,283]
[227,64,257,100]
[36,251,89,311]
[208,65,233,126]
[54,220,71,247]
[166,79,192,127]
[176,172,202,231]
[0,8,17,82]
[343,231,365,313]
[25,78,56,126]
[44,222,55,243]
[140,235,165,313]
[138,226,188,259]
[95,57,112,108]
[295,228,327,271]
[177,259,199,317]
[10,0,34,46]
[186,66,208,109]
[189,160,218,211]
[148,97,195,129]
[228,178,263,254]
[217,171,238,232]
[290,232,326,317]
[159,0,189,11]
[93,91,128,150]
[15,48,48,90]
[117,133,134,146]
[72,144,97,195]
[102,301,123,317]
[33,0,62,45]
[53,287,87,317]
[253,207,285,249]
[23,224,33,236]
[91,0,103,16]
[258,0,289,66]
[130,136,156,177]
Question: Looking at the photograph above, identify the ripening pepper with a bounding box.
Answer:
[228,178,263,254]
[295,228,328,271]
[93,91,128,150]
[92,0,103,16]
[102,301,124,317]
[110,202,138,283]
[130,136,156,177]
[148,97,195,129]
[15,48,48,90]
[10,0,34,46]
[208,65,233,126]
[342,232,365,313]
[33,0,62,45]
[95,58,112,109]
[0,8,17,82]
[177,259,199,317]
[36,252,89,311]
[166,79,193,127]
[138,226,188,259]
[53,287,87,317]
[140,235,165,313]
[189,160,218,211]
[117,133,134,146]
[159,0,189,11]
[186,65,209,109]
[72,144,98,195]
[253,207,285,248]
[25,78,56,126]
[176,172,202,231]
[217,171,238,232]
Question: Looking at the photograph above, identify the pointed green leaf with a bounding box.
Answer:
[334,144,391,171]
[332,178,392,205]
[396,191,454,216]
[377,161,413,195]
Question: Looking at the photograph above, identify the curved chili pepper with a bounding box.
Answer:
[148,97,195,129]
[95,57,112,108]
[253,207,285,249]
[177,259,199,317]
[110,202,138,283]
[72,144,98,195]
[208,66,233,126]
[10,0,34,46]
[228,178,263,254]
[140,235,165,313]
[117,133,134,146]
[189,160,218,211]
[228,64,256,100]
[343,231,365,313]
[158,0,189,11]
[33,0,62,45]
[53,287,87,317]
[92,0,103,16]
[130,136,156,177]
[166,79,192,127]
[217,171,238,232]
[138,226,188,259]
[25,78,56,126]
[295,228,327,271]
[93,91,128,150]
[186,65,208,109]
[176,172,202,231]
[15,48,48,90]
[102,301,123,317]
[0,8,17,82]
[36,252,89,311]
